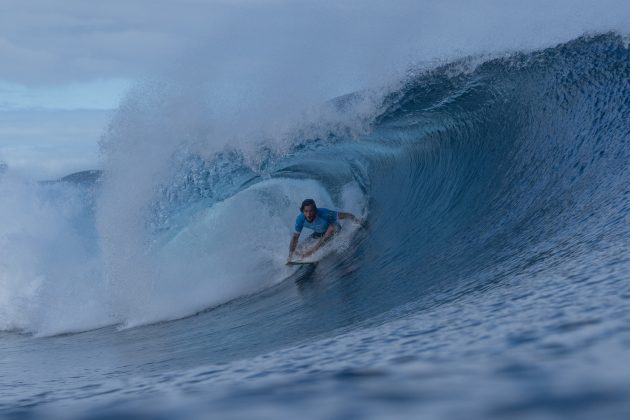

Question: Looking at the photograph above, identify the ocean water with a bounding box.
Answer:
[1,33,630,419]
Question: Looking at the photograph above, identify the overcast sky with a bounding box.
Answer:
[1,0,629,178]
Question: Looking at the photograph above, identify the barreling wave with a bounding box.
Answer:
[0,33,628,338]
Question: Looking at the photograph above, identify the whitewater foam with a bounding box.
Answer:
[0,174,110,336]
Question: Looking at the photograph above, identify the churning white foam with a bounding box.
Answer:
[119,178,366,328]
[0,173,111,336]
[0,167,366,335]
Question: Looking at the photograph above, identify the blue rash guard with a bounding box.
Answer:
[294,208,339,235]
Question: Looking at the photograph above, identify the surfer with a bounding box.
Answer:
[287,198,360,263]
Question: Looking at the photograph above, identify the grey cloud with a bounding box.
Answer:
[1,0,629,87]
[0,0,231,84]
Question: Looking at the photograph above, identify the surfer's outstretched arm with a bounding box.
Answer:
[337,211,357,222]
[338,211,366,227]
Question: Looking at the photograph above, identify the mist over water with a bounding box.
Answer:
[1,1,630,419]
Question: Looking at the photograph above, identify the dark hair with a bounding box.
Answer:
[300,198,317,212]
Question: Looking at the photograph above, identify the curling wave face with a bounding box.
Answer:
[0,33,629,418]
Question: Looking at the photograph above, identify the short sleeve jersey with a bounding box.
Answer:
[294,208,338,234]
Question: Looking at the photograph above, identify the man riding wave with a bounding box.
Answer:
[287,198,360,263]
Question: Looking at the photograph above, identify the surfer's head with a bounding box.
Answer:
[300,199,317,222]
